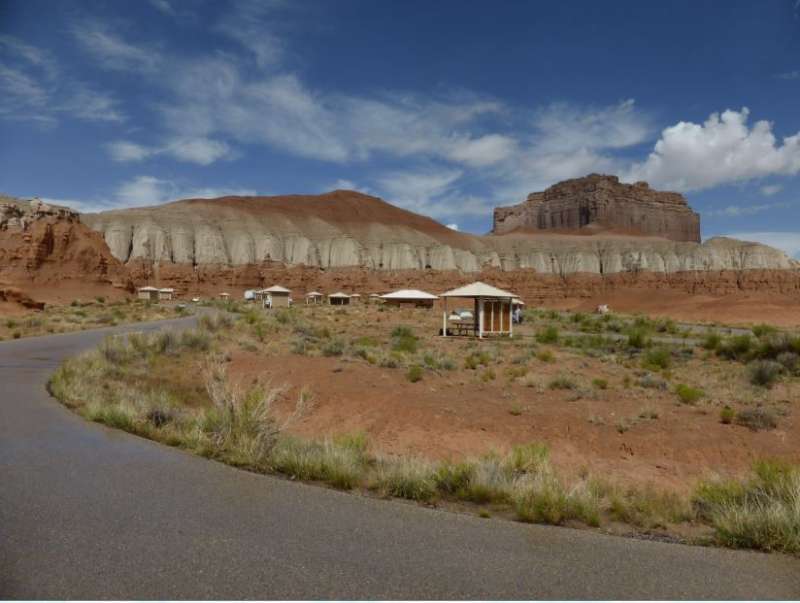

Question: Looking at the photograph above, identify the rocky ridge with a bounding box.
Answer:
[492,174,701,242]
[83,189,791,276]
[0,195,125,285]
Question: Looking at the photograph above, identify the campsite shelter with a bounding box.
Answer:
[440,282,518,338]
[328,292,351,306]
[158,288,175,301]
[350,293,362,303]
[305,291,324,305]
[380,289,439,308]
[219,292,231,300]
[137,286,159,301]
[368,293,382,303]
[263,285,291,308]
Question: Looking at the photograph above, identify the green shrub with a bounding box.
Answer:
[776,351,800,374]
[752,324,778,338]
[536,349,555,363]
[642,347,672,370]
[702,332,722,350]
[720,406,735,424]
[391,327,418,354]
[675,383,704,404]
[322,338,345,357]
[717,335,753,361]
[480,368,496,382]
[535,325,559,344]
[626,328,650,349]
[406,365,423,383]
[591,378,608,390]
[548,375,576,390]
[748,360,783,388]
[735,408,778,431]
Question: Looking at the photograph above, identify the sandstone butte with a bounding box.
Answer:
[2,177,800,310]
[493,174,701,242]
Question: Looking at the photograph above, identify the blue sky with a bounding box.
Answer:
[2,0,800,253]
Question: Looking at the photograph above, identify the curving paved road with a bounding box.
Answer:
[1,319,798,599]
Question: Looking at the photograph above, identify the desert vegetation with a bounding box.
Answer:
[0,297,191,340]
[47,302,800,554]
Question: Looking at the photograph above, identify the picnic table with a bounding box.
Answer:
[447,320,476,336]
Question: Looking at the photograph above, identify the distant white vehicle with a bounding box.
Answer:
[191,297,200,303]
[244,289,256,301]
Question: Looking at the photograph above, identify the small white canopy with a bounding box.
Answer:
[512,298,525,306]
[306,291,323,297]
[380,289,439,300]
[159,288,175,293]
[138,286,158,291]
[328,292,350,298]
[264,285,290,294]
[440,281,517,299]
[350,293,361,298]
[369,293,382,298]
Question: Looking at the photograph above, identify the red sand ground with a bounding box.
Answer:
[221,306,800,492]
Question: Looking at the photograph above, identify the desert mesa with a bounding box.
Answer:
[1,174,799,323]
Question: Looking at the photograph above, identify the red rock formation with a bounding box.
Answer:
[492,174,701,242]
[0,197,127,287]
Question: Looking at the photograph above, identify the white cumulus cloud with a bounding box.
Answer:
[625,108,800,191]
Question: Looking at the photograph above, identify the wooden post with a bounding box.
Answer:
[478,297,484,339]
[442,298,447,337]
[509,299,513,338]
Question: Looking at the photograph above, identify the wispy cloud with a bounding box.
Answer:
[107,137,234,165]
[113,175,257,208]
[703,200,792,218]
[776,70,800,80]
[761,184,783,196]
[72,20,161,73]
[0,35,124,124]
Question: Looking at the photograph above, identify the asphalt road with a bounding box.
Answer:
[1,319,798,599]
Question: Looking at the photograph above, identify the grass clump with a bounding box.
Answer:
[642,347,672,370]
[591,378,608,390]
[694,460,800,553]
[321,338,345,357]
[372,457,437,501]
[735,408,778,431]
[720,406,735,424]
[717,334,753,361]
[535,325,559,345]
[406,365,423,383]
[748,360,783,388]
[390,325,419,354]
[271,436,366,489]
[626,328,650,349]
[548,375,576,390]
[675,383,704,404]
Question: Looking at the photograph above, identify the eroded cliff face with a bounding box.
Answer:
[492,174,701,242]
[0,196,125,285]
[83,190,792,277]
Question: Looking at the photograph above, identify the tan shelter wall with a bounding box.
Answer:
[270,293,290,308]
